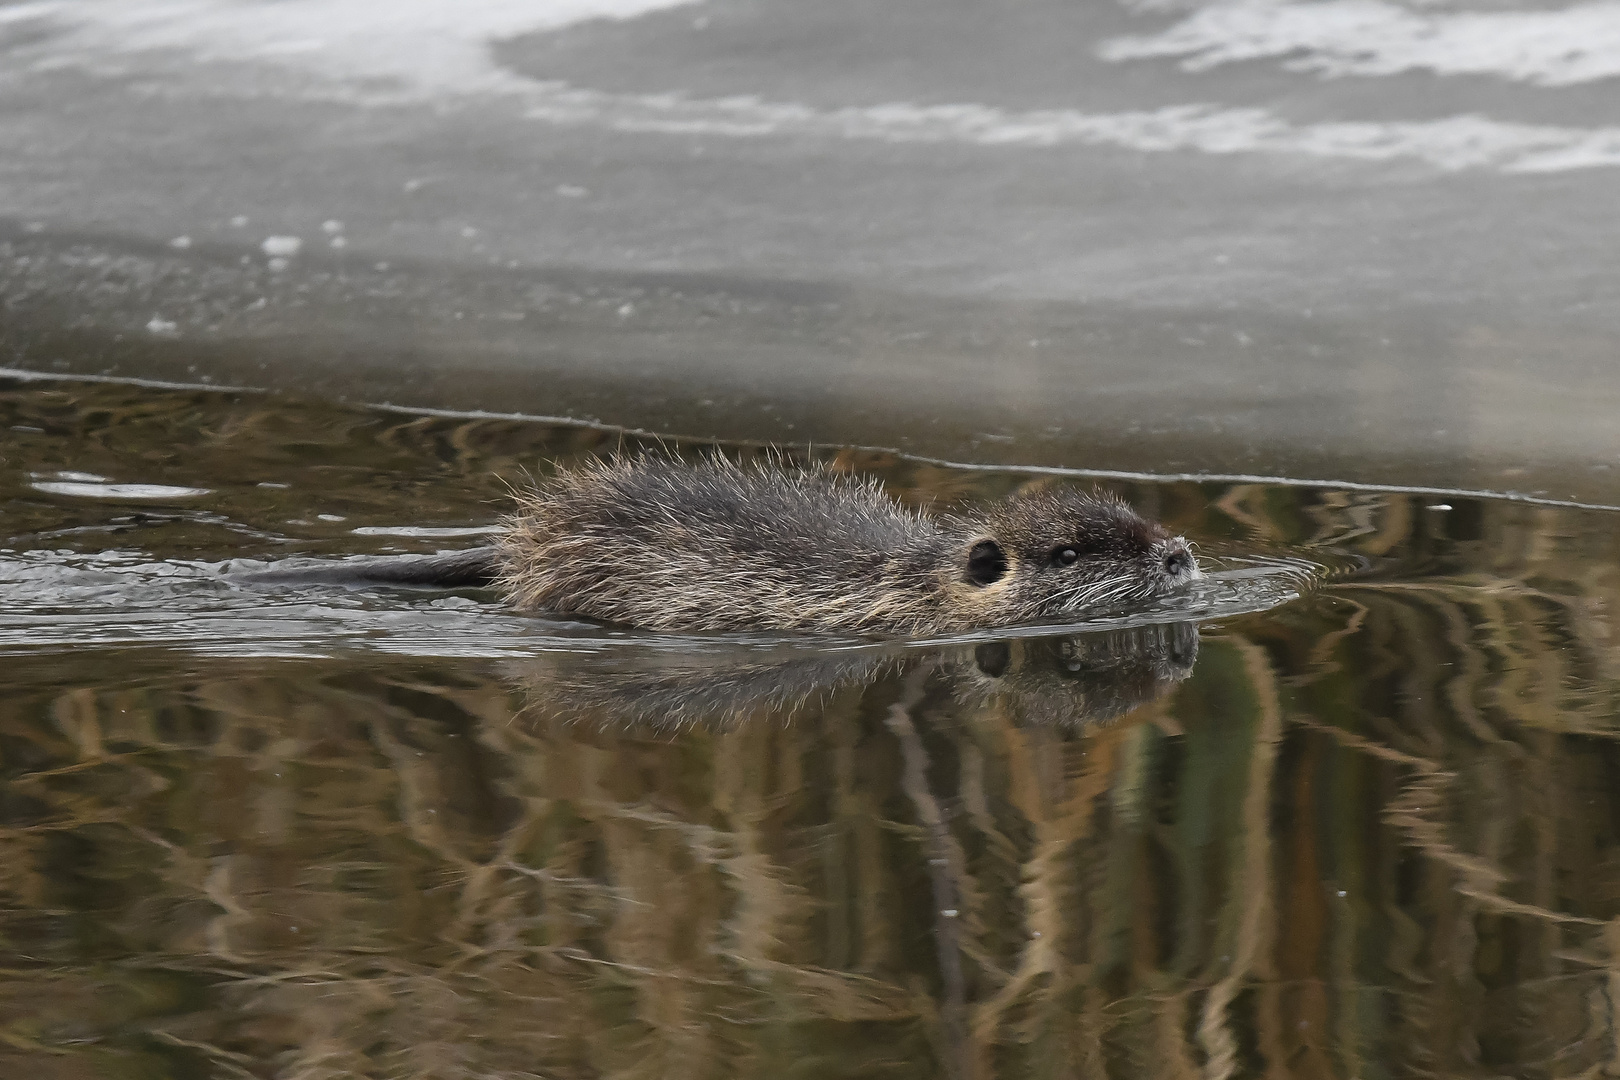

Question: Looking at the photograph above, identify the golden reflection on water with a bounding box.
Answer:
[2,375,1620,1077]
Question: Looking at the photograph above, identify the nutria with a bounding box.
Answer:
[240,456,1200,633]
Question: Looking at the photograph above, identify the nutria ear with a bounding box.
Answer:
[965,539,1007,586]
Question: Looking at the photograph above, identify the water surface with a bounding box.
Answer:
[3,372,1618,1078]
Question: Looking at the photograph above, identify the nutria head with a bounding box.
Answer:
[946,486,1199,626]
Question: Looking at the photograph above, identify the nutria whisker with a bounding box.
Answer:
[1057,572,1153,613]
[1052,573,1136,612]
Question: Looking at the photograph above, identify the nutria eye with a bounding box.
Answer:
[1053,547,1079,566]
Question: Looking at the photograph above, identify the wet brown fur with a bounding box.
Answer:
[494,456,1198,634]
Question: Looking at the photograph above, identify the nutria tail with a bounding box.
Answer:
[234,547,500,589]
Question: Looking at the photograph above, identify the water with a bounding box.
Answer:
[2,371,1618,1078]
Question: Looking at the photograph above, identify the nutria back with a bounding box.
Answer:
[496,457,956,632]
[495,457,1199,634]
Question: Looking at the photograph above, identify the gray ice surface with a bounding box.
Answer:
[1,0,1617,504]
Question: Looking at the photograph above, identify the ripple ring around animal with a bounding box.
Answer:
[239,456,1202,634]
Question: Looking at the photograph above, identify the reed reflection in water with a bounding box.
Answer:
[4,561,1619,1079]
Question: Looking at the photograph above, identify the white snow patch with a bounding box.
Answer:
[260,235,302,257]
[511,85,1620,172]
[351,525,505,538]
[5,0,699,95]
[36,470,110,483]
[1100,0,1620,87]
[31,481,212,499]
[5,0,1620,173]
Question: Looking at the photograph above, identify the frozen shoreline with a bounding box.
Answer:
[1,0,1617,496]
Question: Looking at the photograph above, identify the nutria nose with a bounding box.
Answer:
[1163,550,1194,577]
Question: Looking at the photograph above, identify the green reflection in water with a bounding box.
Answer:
[1,374,1618,1078]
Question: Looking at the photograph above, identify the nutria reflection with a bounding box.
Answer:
[504,622,1198,732]
[503,646,895,731]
